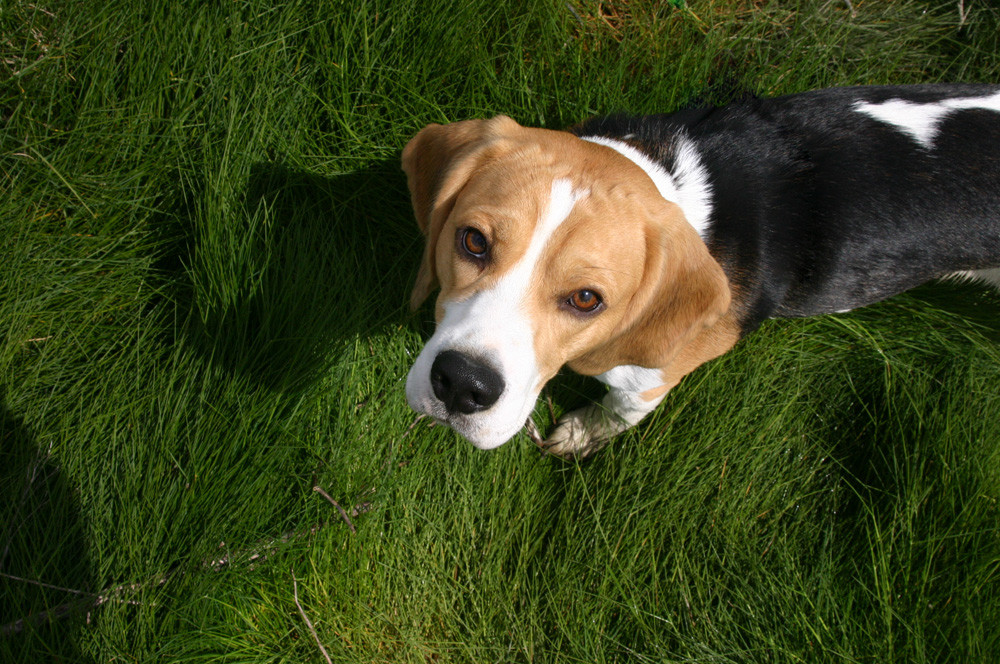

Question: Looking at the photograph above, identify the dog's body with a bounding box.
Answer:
[403,84,1000,456]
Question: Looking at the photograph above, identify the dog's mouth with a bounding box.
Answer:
[408,386,536,450]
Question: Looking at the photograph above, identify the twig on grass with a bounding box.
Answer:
[207,524,323,571]
[565,3,585,29]
[0,571,161,637]
[400,413,426,439]
[1,523,326,637]
[292,572,333,664]
[958,0,970,25]
[524,417,544,447]
[25,4,58,18]
[313,485,355,533]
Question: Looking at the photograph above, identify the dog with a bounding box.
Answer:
[402,84,1000,457]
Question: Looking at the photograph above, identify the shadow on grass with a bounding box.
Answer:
[178,159,417,394]
[907,280,1000,343]
[819,330,1000,651]
[819,282,1000,524]
[0,400,93,662]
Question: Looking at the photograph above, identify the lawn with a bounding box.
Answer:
[2,0,999,661]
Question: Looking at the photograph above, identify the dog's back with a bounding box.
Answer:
[575,84,1000,329]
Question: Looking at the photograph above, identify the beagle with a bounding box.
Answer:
[402,84,1000,457]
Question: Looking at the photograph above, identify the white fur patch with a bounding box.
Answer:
[853,91,1000,149]
[670,136,715,241]
[597,364,665,394]
[946,268,1000,290]
[581,136,680,201]
[581,135,713,240]
[595,364,668,427]
[405,179,584,449]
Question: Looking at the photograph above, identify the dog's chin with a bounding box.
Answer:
[422,409,525,450]
[458,420,524,450]
[405,386,532,451]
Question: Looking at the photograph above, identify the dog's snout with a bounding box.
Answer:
[430,350,505,414]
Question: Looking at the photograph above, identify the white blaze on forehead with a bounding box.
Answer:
[457,178,583,341]
[405,178,585,449]
[854,91,1000,149]
[457,176,583,379]
[520,178,586,275]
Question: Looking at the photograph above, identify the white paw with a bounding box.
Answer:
[539,405,623,459]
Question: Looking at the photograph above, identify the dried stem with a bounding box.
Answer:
[292,573,333,664]
[313,485,356,533]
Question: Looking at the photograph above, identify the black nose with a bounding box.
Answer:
[430,350,505,415]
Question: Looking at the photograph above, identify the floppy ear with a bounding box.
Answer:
[401,115,520,310]
[576,205,732,373]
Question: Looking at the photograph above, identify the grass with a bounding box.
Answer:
[1,0,999,661]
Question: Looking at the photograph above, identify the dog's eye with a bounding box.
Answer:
[461,228,488,258]
[568,289,602,313]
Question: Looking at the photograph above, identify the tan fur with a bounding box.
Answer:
[402,116,521,310]
[649,311,742,399]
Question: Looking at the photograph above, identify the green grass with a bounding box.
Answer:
[2,0,999,661]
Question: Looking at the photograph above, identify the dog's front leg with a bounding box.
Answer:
[540,366,669,458]
[539,321,740,458]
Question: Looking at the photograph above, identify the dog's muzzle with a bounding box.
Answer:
[430,350,505,415]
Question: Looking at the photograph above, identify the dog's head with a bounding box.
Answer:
[403,116,729,449]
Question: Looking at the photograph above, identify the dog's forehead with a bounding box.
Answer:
[440,132,667,300]
[458,143,564,202]
[454,131,663,226]
[555,199,647,260]
[453,159,548,225]
[532,199,650,304]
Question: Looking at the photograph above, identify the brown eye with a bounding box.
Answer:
[568,289,602,313]
[461,228,488,258]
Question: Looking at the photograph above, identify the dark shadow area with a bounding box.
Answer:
[535,372,606,430]
[763,280,1000,513]
[819,340,1000,650]
[0,399,94,662]
[906,280,1000,343]
[785,287,1000,645]
[176,159,418,394]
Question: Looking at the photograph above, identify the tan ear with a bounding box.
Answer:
[401,115,520,310]
[576,207,732,373]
